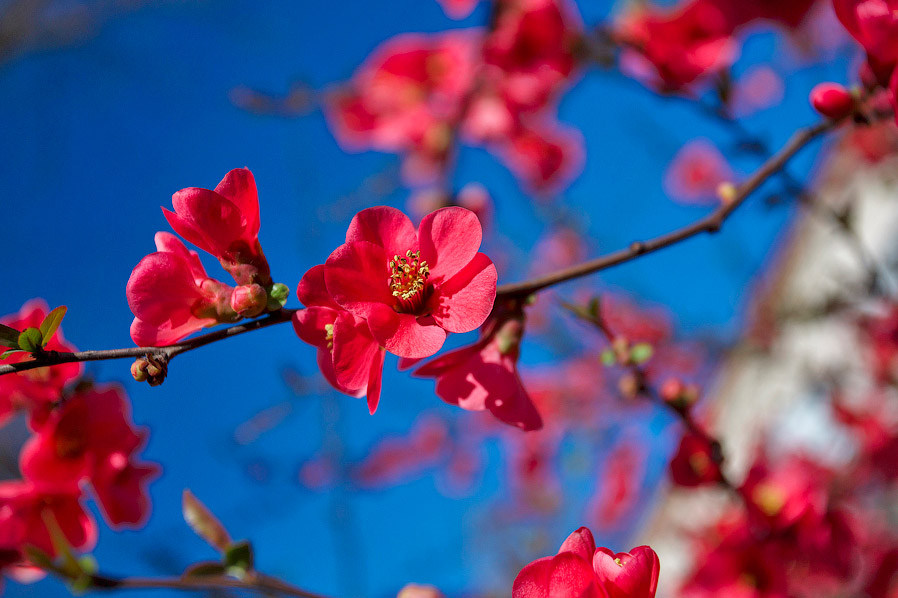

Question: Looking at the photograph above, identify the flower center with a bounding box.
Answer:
[324,323,335,350]
[389,250,430,311]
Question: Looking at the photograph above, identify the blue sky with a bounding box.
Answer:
[0,1,853,596]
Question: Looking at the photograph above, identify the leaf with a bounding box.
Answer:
[630,343,654,365]
[183,490,232,553]
[39,306,67,347]
[182,562,227,579]
[223,541,254,579]
[600,349,616,367]
[0,323,20,349]
[18,327,43,353]
[1,349,27,360]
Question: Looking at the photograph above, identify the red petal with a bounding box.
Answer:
[297,264,340,309]
[418,206,483,281]
[514,553,604,598]
[292,306,339,348]
[167,187,245,257]
[214,168,259,240]
[325,241,394,318]
[366,348,386,414]
[332,312,381,390]
[430,252,497,333]
[345,206,418,258]
[559,528,596,561]
[367,305,447,358]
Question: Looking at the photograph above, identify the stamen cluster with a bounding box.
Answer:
[389,250,430,303]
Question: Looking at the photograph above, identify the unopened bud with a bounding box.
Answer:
[716,182,737,205]
[267,282,290,310]
[810,83,856,120]
[131,355,168,387]
[618,372,640,399]
[231,284,268,318]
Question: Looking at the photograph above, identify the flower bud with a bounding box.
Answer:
[230,284,268,318]
[131,355,168,387]
[810,83,855,120]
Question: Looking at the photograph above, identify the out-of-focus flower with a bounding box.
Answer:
[500,122,585,193]
[0,480,96,576]
[0,300,82,427]
[513,526,660,598]
[127,232,237,346]
[414,302,543,430]
[664,139,734,205]
[670,431,722,487]
[351,415,450,487]
[616,0,739,92]
[163,168,271,285]
[834,0,898,83]
[19,384,159,528]
[325,206,497,358]
[292,264,385,413]
[436,0,479,19]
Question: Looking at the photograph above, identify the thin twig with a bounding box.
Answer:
[0,310,297,377]
[88,571,333,598]
[495,118,839,298]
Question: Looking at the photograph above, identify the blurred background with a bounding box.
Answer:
[0,0,885,596]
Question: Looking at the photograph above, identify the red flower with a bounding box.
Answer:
[513,527,660,598]
[324,206,497,358]
[19,384,159,528]
[292,265,386,413]
[0,480,97,562]
[616,0,739,92]
[326,32,479,185]
[834,0,898,83]
[483,0,583,112]
[669,432,722,487]
[664,139,733,205]
[592,546,660,598]
[499,122,585,193]
[413,306,543,430]
[163,167,271,284]
[127,232,235,346]
[0,300,82,426]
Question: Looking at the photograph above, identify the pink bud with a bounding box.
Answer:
[230,284,268,318]
[810,83,855,120]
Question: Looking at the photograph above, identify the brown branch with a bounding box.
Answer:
[0,115,848,378]
[0,309,297,377]
[88,571,333,598]
[495,118,840,298]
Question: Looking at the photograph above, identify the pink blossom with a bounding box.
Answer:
[0,300,82,427]
[324,206,497,358]
[292,265,385,413]
[664,139,733,205]
[834,0,898,83]
[127,232,235,346]
[163,168,270,284]
[414,306,543,430]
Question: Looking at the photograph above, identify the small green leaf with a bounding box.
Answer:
[18,327,43,352]
[630,343,654,365]
[223,541,254,578]
[0,323,20,349]
[183,562,227,579]
[39,306,67,347]
[183,490,232,553]
[1,349,27,360]
[600,349,616,367]
[268,283,290,309]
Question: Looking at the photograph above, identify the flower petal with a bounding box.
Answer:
[297,265,340,309]
[166,188,245,257]
[367,305,447,358]
[345,206,418,258]
[430,252,497,333]
[333,312,381,391]
[513,553,604,598]
[292,306,339,349]
[214,168,259,239]
[418,206,483,281]
[366,348,386,414]
[325,241,394,318]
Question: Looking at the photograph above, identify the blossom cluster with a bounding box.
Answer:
[513,527,659,598]
[326,0,584,192]
[0,301,158,591]
[127,168,283,347]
